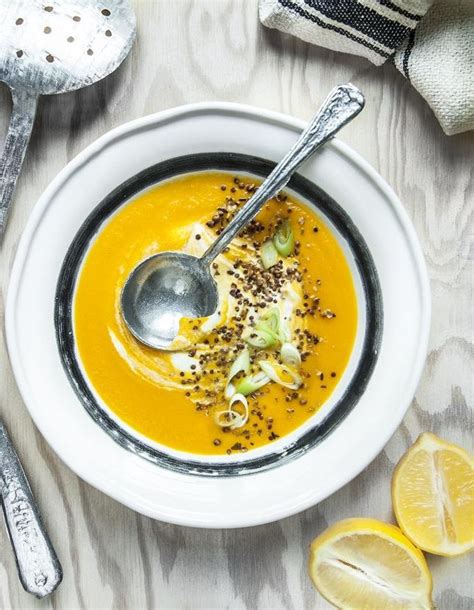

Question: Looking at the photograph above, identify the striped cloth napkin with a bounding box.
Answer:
[259,0,474,135]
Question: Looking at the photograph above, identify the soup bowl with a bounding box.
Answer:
[6,103,430,527]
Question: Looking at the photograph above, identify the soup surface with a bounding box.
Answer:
[74,172,357,455]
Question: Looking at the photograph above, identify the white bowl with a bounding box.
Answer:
[6,103,430,528]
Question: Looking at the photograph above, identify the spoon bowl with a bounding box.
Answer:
[121,252,218,349]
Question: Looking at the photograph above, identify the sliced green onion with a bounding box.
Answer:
[254,321,280,343]
[259,307,280,334]
[247,308,292,349]
[261,239,279,269]
[225,349,250,399]
[227,349,250,382]
[229,392,249,423]
[280,343,301,368]
[273,219,294,256]
[214,393,249,430]
[235,371,270,395]
[257,308,291,344]
[278,317,291,343]
[214,393,248,430]
[259,360,302,389]
[224,383,236,400]
[245,328,277,349]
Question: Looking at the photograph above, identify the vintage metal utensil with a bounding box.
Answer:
[0,422,62,597]
[0,0,136,240]
[121,84,365,350]
[0,0,136,597]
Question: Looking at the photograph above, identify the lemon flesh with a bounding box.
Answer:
[393,432,474,557]
[309,518,433,609]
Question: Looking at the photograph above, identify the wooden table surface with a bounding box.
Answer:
[0,1,472,608]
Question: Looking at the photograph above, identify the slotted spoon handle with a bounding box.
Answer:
[0,422,62,598]
[0,87,38,242]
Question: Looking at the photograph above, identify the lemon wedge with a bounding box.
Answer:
[393,432,474,557]
[309,518,433,609]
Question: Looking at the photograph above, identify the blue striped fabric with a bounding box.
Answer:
[301,0,411,48]
[278,0,391,59]
[260,0,433,65]
[260,0,474,135]
[377,0,424,20]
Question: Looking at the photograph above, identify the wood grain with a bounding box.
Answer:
[0,1,472,608]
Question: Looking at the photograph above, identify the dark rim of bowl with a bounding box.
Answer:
[55,152,383,477]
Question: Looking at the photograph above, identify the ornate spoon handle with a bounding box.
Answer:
[202,83,364,265]
[0,422,62,598]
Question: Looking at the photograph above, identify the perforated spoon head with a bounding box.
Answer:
[0,0,136,94]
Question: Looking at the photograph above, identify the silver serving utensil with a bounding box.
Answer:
[0,0,135,597]
[121,83,365,350]
[0,0,136,240]
[0,422,62,598]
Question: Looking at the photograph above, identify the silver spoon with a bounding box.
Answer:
[122,84,365,350]
[0,422,62,598]
[0,0,136,241]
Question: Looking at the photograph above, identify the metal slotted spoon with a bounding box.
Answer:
[0,0,136,240]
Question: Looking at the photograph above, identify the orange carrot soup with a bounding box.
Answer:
[74,172,357,455]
